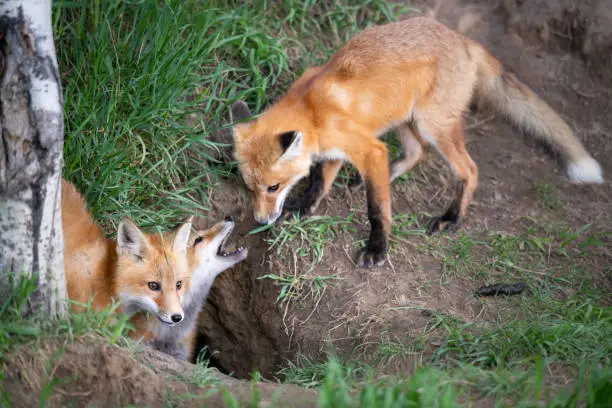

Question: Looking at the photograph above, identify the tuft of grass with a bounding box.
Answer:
[390,213,426,245]
[535,182,566,211]
[435,300,611,370]
[260,273,341,307]
[258,214,352,306]
[317,357,457,408]
[280,353,368,389]
[267,214,355,272]
[173,347,219,387]
[440,234,482,281]
[374,331,426,366]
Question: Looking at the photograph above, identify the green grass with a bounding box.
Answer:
[0,275,132,361]
[435,300,611,368]
[534,182,566,211]
[280,353,369,389]
[173,348,219,387]
[279,297,611,406]
[4,0,610,406]
[276,216,611,406]
[256,214,354,306]
[54,0,403,234]
[318,358,457,408]
[266,214,355,271]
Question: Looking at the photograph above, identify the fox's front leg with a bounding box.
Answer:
[284,159,343,215]
[350,141,391,268]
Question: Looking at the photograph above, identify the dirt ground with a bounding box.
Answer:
[196,0,612,379]
[2,334,316,407]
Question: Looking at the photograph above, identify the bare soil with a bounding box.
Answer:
[2,334,316,407]
[197,0,612,379]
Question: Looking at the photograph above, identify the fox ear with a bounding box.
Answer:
[230,101,253,142]
[277,130,304,163]
[117,219,149,260]
[230,101,253,122]
[172,220,192,254]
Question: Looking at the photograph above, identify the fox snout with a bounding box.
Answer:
[156,290,185,325]
[158,310,184,325]
[253,192,283,225]
[254,210,281,225]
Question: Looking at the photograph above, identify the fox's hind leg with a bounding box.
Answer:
[390,121,428,182]
[284,159,343,215]
[425,119,478,234]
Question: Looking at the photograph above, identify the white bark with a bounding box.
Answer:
[0,0,67,317]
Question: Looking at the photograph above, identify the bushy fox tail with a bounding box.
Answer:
[467,40,603,183]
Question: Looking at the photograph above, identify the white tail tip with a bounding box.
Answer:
[567,157,604,184]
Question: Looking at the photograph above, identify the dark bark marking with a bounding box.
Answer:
[0,5,65,314]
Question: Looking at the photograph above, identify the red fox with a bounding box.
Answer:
[230,16,603,268]
[62,180,247,360]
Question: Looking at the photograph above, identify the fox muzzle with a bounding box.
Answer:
[254,210,281,225]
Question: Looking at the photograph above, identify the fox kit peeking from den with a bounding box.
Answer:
[230,16,603,268]
[62,180,247,360]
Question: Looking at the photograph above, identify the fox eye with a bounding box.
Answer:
[176,281,182,290]
[267,183,280,193]
[147,281,160,291]
[194,237,203,246]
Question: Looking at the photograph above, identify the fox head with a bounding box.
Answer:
[115,219,193,326]
[186,217,248,303]
[230,101,312,225]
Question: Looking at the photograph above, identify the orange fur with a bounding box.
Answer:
[62,180,191,341]
[231,17,602,267]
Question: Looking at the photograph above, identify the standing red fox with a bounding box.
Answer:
[230,17,603,268]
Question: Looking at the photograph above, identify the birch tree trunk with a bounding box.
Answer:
[0,0,67,317]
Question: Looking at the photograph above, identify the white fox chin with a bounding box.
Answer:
[118,294,181,325]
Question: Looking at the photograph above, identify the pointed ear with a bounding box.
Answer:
[230,101,253,123]
[277,131,304,163]
[117,219,149,260]
[230,101,253,143]
[172,220,192,254]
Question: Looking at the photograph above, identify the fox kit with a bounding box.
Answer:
[230,17,603,268]
[144,218,248,360]
[62,180,247,360]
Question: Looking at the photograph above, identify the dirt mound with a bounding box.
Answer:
[502,0,612,81]
[3,335,166,407]
[2,334,316,407]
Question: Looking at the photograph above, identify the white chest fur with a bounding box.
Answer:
[314,148,349,162]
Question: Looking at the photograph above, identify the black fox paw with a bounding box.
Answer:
[426,216,460,235]
[283,197,314,216]
[356,245,387,268]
